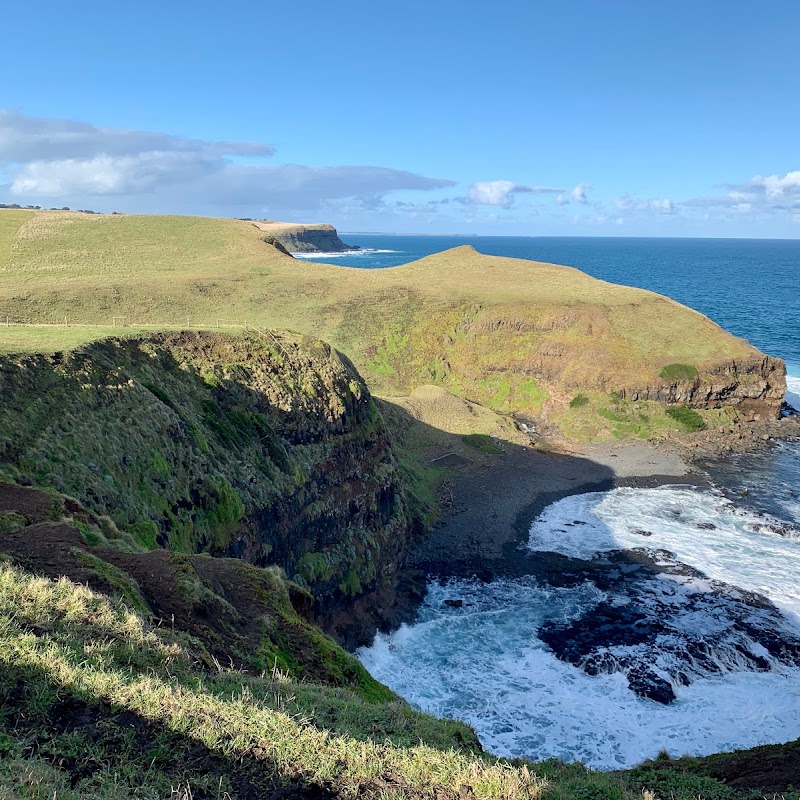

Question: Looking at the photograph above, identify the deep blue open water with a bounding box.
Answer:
[305,235,800,768]
[298,235,800,375]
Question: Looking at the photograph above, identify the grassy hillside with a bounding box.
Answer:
[0,209,782,439]
[0,482,784,800]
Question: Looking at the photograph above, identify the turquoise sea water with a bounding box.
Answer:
[347,235,800,768]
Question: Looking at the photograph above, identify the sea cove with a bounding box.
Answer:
[346,234,800,767]
[3,9,800,789]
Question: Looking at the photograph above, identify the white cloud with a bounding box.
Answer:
[11,151,221,196]
[746,170,800,200]
[0,109,272,164]
[467,180,526,207]
[466,179,566,208]
[682,193,748,209]
[615,194,674,214]
[650,198,674,214]
[685,170,800,217]
[556,183,591,206]
[199,164,454,209]
[571,183,590,204]
[0,109,454,209]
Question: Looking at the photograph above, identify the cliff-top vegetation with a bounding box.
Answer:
[0,208,783,441]
[0,481,782,799]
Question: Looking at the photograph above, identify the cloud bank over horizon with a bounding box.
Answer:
[1,109,797,236]
[0,110,454,212]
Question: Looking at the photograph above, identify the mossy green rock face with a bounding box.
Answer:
[0,330,411,644]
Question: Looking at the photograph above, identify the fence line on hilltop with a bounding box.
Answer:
[0,313,295,357]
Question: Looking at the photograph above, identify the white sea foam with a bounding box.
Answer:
[359,483,800,769]
[358,577,800,769]
[291,249,399,259]
[528,487,800,622]
[786,369,800,411]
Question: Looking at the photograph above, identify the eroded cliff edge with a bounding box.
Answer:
[0,330,409,645]
[251,221,359,253]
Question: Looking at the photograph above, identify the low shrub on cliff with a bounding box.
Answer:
[666,403,707,431]
[660,362,699,381]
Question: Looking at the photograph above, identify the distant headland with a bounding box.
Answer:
[250,220,361,254]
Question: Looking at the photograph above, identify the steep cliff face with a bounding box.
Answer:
[252,221,359,253]
[618,355,786,420]
[0,331,410,643]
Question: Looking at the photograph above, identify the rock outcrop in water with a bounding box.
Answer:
[538,546,800,704]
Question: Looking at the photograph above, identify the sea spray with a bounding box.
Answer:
[358,575,800,769]
[359,480,800,769]
[528,487,800,620]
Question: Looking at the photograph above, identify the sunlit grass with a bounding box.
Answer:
[0,209,761,436]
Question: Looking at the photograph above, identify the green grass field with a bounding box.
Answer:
[0,209,767,438]
[0,557,768,800]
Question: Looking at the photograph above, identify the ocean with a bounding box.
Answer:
[299,236,800,769]
[297,235,800,387]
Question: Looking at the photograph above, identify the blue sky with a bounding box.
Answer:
[2,0,799,236]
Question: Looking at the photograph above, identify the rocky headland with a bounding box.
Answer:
[1,208,799,797]
[251,220,360,253]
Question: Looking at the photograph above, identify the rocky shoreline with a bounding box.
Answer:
[405,413,800,582]
[652,410,800,463]
[392,415,800,703]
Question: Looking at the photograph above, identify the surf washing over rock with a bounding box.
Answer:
[359,376,800,770]
[786,372,800,412]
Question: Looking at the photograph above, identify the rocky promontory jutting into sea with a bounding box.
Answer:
[1,174,799,797]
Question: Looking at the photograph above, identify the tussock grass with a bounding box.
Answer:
[0,554,780,798]
[0,562,539,798]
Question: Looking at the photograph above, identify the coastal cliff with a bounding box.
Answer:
[0,211,787,442]
[618,355,786,420]
[251,220,359,253]
[0,330,410,644]
[0,262,798,795]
